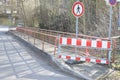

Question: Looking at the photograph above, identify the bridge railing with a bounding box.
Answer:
[15,27,117,64]
[16,27,58,55]
[56,35,113,64]
[24,27,109,40]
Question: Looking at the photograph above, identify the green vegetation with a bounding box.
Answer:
[112,52,120,70]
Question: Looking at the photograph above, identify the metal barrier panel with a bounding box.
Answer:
[59,55,109,64]
[58,36,110,65]
[60,37,110,49]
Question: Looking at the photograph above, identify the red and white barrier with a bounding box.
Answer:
[60,37,110,49]
[59,55,109,64]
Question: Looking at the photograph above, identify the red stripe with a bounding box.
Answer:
[59,55,108,64]
[107,41,110,48]
[59,55,61,58]
[66,56,71,59]
[106,60,109,64]
[67,38,72,45]
[60,38,62,44]
[96,59,101,63]
[76,39,81,46]
[97,41,102,48]
[86,39,91,47]
[76,57,80,61]
[86,57,90,62]
[16,27,19,30]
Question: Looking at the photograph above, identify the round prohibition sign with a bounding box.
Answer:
[72,1,84,17]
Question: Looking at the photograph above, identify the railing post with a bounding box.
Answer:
[20,30,22,37]
[23,30,26,39]
[33,32,36,45]
[54,37,57,55]
[28,31,29,41]
[42,33,45,51]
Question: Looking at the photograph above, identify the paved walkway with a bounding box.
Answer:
[0,31,79,80]
[11,30,113,80]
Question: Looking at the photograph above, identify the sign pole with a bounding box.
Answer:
[119,5,120,26]
[119,4,120,30]
[75,0,79,54]
[75,16,79,54]
[72,0,84,54]
[108,6,113,66]
[76,0,79,38]
[76,17,79,38]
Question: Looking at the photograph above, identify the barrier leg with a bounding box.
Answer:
[58,35,61,54]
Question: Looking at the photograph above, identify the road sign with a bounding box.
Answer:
[117,0,120,2]
[109,0,117,6]
[72,1,84,17]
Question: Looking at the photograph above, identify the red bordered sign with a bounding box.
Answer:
[72,1,84,17]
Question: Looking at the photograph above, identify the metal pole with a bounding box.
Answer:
[76,17,79,38]
[119,4,120,29]
[108,6,113,66]
[108,6,112,38]
[75,0,79,54]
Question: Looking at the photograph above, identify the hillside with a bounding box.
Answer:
[16,0,119,38]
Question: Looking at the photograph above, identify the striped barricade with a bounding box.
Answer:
[58,37,111,64]
[60,37,110,49]
[59,55,109,64]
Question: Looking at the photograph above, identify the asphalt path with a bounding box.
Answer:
[0,29,80,80]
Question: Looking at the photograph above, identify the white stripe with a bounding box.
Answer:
[102,41,107,49]
[81,39,86,47]
[101,59,107,64]
[72,38,77,45]
[0,28,9,31]
[71,56,76,60]
[61,55,66,59]
[91,58,96,63]
[62,37,67,45]
[10,28,16,30]
[91,40,97,48]
[81,57,85,61]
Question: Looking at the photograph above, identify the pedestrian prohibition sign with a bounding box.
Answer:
[109,0,117,6]
[72,1,84,17]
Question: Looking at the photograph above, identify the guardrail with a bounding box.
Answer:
[24,27,110,40]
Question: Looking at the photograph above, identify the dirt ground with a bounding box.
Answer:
[101,51,120,80]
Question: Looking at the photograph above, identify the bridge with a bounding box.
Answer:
[0,26,82,80]
[0,26,119,80]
